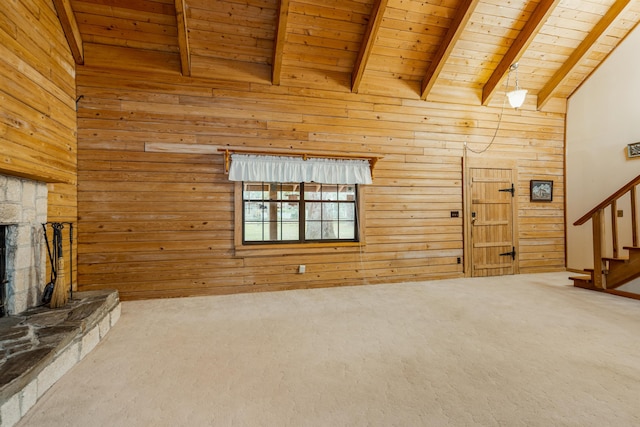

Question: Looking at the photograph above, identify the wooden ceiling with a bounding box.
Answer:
[64,0,640,110]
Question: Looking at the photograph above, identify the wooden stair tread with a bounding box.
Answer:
[570,274,597,292]
[622,246,640,250]
[583,268,608,274]
[571,280,596,291]
[569,275,592,281]
[602,257,628,262]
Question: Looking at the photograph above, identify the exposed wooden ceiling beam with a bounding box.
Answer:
[272,0,291,85]
[175,0,191,76]
[481,0,561,106]
[52,0,84,65]
[537,0,632,110]
[420,0,480,100]
[352,0,389,93]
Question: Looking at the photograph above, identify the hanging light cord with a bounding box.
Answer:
[464,70,512,155]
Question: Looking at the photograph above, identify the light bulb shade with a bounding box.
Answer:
[506,89,528,108]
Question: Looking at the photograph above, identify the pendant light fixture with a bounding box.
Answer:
[506,62,527,109]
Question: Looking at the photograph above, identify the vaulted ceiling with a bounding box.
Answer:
[63,0,640,111]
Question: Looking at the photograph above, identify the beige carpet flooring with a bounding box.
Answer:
[17,272,640,426]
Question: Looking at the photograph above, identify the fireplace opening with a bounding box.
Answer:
[1,225,7,317]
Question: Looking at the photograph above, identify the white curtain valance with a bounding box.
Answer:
[228,154,373,185]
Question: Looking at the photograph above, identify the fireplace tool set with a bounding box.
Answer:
[42,222,74,309]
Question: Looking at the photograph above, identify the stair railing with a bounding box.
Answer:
[573,173,640,288]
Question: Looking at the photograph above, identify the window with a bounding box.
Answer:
[242,182,358,244]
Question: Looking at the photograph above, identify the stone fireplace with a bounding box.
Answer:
[0,174,48,316]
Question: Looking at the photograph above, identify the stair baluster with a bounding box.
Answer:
[572,174,640,297]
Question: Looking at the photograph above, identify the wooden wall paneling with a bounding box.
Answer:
[1,0,77,183]
[537,0,633,110]
[174,0,191,76]
[71,0,178,53]
[83,43,181,74]
[283,0,371,77]
[351,0,388,92]
[52,0,84,64]
[482,0,562,105]
[76,17,178,53]
[48,182,79,290]
[75,51,565,299]
[421,0,480,99]
[186,0,277,81]
[1,0,79,290]
[272,0,291,85]
[63,0,640,108]
[5,0,637,302]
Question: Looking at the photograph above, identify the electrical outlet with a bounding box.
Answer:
[451,211,459,218]
[457,257,461,264]
[617,210,624,218]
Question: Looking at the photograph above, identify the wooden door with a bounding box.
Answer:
[469,168,518,277]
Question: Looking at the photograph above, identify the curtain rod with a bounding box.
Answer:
[218,148,382,177]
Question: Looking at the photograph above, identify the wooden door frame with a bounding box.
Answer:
[463,155,520,277]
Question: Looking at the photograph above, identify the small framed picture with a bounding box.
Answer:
[530,180,553,202]
[627,142,640,159]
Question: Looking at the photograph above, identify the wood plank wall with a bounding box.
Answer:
[1,0,77,184]
[76,59,565,300]
[1,0,78,288]
[0,0,78,286]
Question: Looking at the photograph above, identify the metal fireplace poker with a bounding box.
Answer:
[41,222,74,307]
[0,225,6,317]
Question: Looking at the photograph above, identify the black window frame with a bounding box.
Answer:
[242,182,359,245]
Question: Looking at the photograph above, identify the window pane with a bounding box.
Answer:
[280,204,299,241]
[280,221,299,240]
[322,221,339,239]
[266,183,280,200]
[304,184,321,201]
[244,222,264,241]
[305,202,322,220]
[282,183,300,200]
[322,185,338,201]
[281,203,299,221]
[243,182,269,200]
[339,185,356,201]
[305,220,322,240]
[322,203,338,220]
[255,203,279,242]
[262,221,284,242]
[244,202,266,221]
[339,203,355,220]
[338,221,355,239]
[262,202,279,221]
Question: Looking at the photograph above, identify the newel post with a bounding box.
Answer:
[631,186,638,247]
[611,200,619,259]
[592,209,606,289]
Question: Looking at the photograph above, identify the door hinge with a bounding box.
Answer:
[499,247,516,260]
[499,183,515,197]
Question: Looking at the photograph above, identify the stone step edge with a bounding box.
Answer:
[0,292,121,427]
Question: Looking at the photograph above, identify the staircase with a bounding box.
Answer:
[570,174,640,299]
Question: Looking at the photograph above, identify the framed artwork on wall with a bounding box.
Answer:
[530,180,553,202]
[627,142,640,159]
